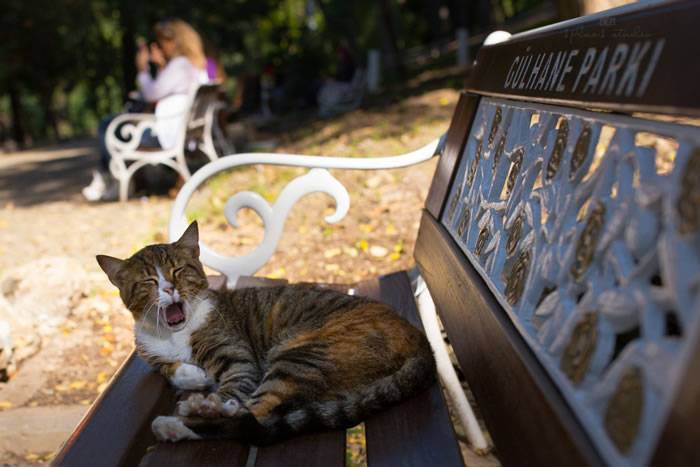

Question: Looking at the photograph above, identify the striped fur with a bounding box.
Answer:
[97,222,436,444]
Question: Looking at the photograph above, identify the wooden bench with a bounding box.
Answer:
[56,2,700,466]
[106,84,231,202]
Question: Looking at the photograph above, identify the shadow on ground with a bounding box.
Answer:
[0,148,96,207]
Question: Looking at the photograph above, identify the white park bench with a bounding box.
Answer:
[105,84,231,201]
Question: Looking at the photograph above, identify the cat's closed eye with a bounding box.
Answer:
[172,266,186,278]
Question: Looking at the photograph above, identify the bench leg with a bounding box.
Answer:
[415,276,490,454]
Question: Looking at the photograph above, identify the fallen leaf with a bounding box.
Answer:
[267,267,286,279]
[343,246,359,258]
[385,224,398,235]
[70,380,88,390]
[359,223,374,233]
[0,401,12,409]
[390,252,401,261]
[323,248,341,259]
[356,240,369,252]
[369,246,388,258]
[96,371,108,384]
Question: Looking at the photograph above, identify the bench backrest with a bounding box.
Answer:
[415,2,700,466]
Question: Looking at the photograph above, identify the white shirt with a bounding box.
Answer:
[137,56,211,149]
[137,56,207,103]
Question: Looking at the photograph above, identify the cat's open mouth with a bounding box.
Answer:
[163,302,186,327]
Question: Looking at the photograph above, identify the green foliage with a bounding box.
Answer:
[0,0,549,145]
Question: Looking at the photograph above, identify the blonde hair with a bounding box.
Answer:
[155,19,206,69]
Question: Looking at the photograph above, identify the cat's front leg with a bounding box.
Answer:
[163,362,213,391]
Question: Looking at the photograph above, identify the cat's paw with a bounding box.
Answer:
[152,416,201,442]
[177,393,240,418]
[170,363,213,390]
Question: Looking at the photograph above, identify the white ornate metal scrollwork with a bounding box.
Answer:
[442,97,700,467]
[168,135,445,287]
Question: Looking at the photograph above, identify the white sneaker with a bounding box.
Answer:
[82,171,106,202]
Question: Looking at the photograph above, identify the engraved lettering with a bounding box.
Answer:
[527,53,545,89]
[637,39,665,97]
[582,47,608,94]
[535,53,553,90]
[599,43,628,95]
[556,49,579,92]
[548,51,567,92]
[616,41,651,96]
[572,48,597,93]
[504,56,520,88]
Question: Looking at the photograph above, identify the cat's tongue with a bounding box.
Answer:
[165,302,185,326]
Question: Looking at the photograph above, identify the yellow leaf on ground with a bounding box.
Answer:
[96,371,108,384]
[390,252,401,261]
[356,239,369,252]
[359,223,374,233]
[0,401,12,409]
[267,267,286,279]
[102,325,113,333]
[439,96,451,106]
[385,224,398,235]
[70,381,87,390]
[80,399,91,405]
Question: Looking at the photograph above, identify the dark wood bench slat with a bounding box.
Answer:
[425,91,480,219]
[415,211,604,467]
[139,440,249,467]
[356,272,464,467]
[254,430,346,467]
[53,352,175,467]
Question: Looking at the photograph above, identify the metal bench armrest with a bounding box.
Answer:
[168,134,446,287]
[105,113,160,154]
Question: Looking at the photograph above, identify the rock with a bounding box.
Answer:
[0,257,89,380]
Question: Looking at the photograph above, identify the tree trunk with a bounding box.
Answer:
[553,0,582,19]
[316,1,362,64]
[8,84,26,149]
[119,0,137,101]
[378,0,404,76]
[40,88,59,140]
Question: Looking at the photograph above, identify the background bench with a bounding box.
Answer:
[106,84,231,201]
[56,2,700,466]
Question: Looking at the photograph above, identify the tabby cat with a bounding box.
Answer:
[96,222,435,444]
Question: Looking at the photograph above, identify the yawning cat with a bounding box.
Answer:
[96,222,435,444]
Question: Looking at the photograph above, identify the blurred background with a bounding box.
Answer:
[0,0,630,150]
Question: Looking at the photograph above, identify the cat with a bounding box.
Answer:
[96,221,435,444]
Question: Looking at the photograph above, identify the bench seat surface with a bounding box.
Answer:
[54,273,464,467]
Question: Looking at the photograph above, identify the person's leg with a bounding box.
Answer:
[98,114,118,172]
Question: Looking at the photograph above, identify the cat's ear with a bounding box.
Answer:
[96,255,125,288]
[175,221,199,257]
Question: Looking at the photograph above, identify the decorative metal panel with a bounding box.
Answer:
[442,96,700,467]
